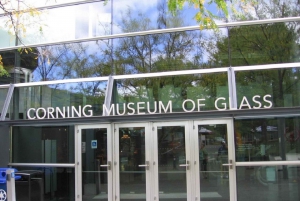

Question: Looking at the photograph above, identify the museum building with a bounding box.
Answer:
[0,0,300,201]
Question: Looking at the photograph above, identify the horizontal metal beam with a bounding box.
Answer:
[232,62,300,71]
[236,161,300,167]
[8,163,75,168]
[0,16,300,52]
[12,76,109,87]
[1,62,299,88]
[2,106,300,126]
[0,0,106,17]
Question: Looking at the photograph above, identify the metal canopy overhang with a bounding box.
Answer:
[1,107,300,127]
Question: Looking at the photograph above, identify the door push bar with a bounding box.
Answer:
[222,160,233,169]
[138,161,150,170]
[179,160,190,170]
[100,161,111,170]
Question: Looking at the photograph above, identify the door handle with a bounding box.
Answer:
[179,160,189,170]
[138,161,149,170]
[222,160,233,169]
[100,161,111,170]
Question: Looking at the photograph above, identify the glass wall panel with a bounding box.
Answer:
[229,0,300,23]
[112,0,200,32]
[0,49,39,84]
[10,166,75,201]
[112,73,229,115]
[235,117,300,162]
[12,125,74,163]
[9,81,107,120]
[0,28,229,82]
[0,1,111,48]
[0,40,113,83]
[236,67,300,109]
[113,29,229,75]
[0,87,8,117]
[236,166,300,201]
[0,17,16,47]
[229,22,300,67]
[3,0,299,49]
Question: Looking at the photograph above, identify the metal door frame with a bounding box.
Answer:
[75,124,113,201]
[75,119,236,201]
[193,119,236,201]
[114,122,152,201]
[151,121,193,201]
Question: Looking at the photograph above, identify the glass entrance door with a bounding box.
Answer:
[193,119,236,201]
[115,123,151,201]
[76,119,236,201]
[77,125,113,201]
[152,121,192,201]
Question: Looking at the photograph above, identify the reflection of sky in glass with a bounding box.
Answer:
[30,27,229,80]
[14,81,107,119]
[48,81,107,95]
[236,68,300,108]
[1,0,298,49]
[33,40,113,81]
[19,1,111,45]
[0,17,16,47]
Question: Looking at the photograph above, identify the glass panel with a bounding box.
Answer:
[236,67,300,109]
[237,166,300,201]
[119,127,146,201]
[9,166,75,201]
[197,124,229,201]
[11,126,74,163]
[157,125,187,200]
[113,0,201,31]
[0,40,113,83]
[113,29,229,75]
[0,28,228,83]
[0,50,38,84]
[10,81,107,120]
[0,87,8,117]
[229,1,300,22]
[0,1,112,48]
[230,22,300,66]
[113,73,229,115]
[82,128,108,201]
[235,117,300,162]
[0,17,16,47]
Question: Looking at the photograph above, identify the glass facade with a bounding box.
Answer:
[1,21,299,84]
[13,166,75,201]
[236,166,300,201]
[9,81,107,120]
[1,1,299,48]
[236,67,300,109]
[235,117,300,162]
[114,72,229,114]
[12,125,75,163]
[11,125,75,200]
